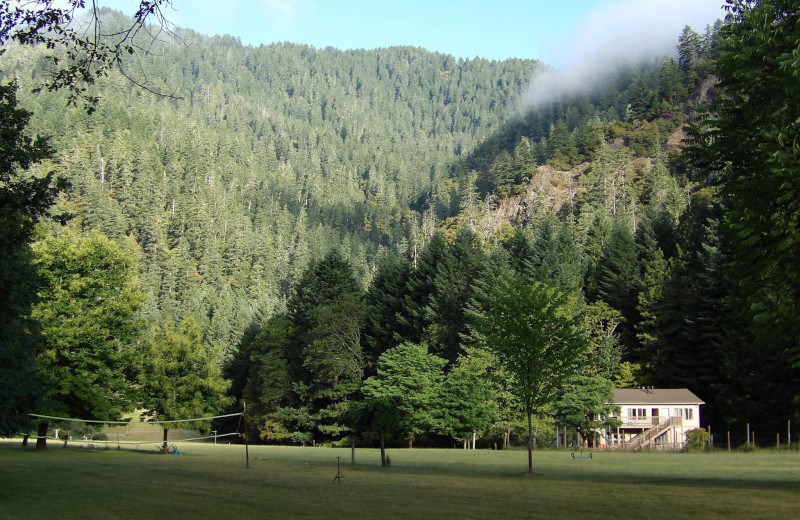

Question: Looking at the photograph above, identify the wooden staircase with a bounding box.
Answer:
[624,417,683,450]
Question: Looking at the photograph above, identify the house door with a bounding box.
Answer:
[652,408,659,425]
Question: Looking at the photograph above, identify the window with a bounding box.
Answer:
[684,408,694,420]
[629,408,646,418]
[674,408,682,417]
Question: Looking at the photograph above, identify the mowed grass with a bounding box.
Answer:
[1,442,798,519]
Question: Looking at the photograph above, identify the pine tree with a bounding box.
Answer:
[139,317,232,453]
[426,226,487,363]
[0,81,60,436]
[400,232,447,344]
[591,220,641,356]
[362,250,413,371]
[688,1,800,430]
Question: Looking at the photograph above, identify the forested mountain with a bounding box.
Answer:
[2,10,537,358]
[2,3,798,450]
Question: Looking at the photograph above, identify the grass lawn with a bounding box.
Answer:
[1,442,798,519]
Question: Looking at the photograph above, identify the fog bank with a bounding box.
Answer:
[523,0,724,110]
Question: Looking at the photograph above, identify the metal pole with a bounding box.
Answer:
[243,401,250,469]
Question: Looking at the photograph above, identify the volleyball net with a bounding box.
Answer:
[16,411,246,452]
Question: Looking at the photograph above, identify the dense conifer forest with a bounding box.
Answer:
[2,1,798,450]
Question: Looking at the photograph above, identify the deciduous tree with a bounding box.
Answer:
[31,230,144,449]
[469,269,588,472]
[362,342,446,448]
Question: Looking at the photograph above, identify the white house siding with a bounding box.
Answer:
[600,388,704,450]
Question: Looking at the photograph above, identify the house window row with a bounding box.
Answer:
[624,408,695,420]
[628,408,647,418]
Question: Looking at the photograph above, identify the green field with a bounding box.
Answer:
[1,443,798,519]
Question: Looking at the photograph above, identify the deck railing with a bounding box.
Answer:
[619,416,683,450]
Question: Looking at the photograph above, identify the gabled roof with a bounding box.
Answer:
[613,388,705,405]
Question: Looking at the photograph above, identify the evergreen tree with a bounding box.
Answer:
[400,232,447,344]
[547,120,576,169]
[285,249,364,441]
[0,81,61,436]
[590,220,641,357]
[677,25,702,81]
[688,0,800,430]
[426,226,487,363]
[362,250,413,370]
[241,316,297,443]
[139,317,232,453]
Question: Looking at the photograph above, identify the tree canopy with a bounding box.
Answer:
[469,269,589,471]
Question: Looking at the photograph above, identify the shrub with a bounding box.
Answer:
[684,428,710,451]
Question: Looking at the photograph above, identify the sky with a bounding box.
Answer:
[95,0,726,67]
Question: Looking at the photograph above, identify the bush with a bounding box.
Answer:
[684,428,710,451]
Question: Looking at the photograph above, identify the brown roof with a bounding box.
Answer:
[613,388,705,405]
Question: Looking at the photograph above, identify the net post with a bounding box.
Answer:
[243,401,250,469]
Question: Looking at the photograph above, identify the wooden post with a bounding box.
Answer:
[746,423,750,447]
[727,431,731,452]
[789,420,792,449]
[777,433,780,450]
[564,427,567,450]
[243,401,250,469]
[752,431,755,448]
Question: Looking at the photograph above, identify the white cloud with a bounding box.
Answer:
[523,0,724,110]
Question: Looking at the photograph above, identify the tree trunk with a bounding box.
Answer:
[527,409,533,473]
[379,428,386,467]
[36,421,48,451]
[350,435,356,466]
[162,427,169,454]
